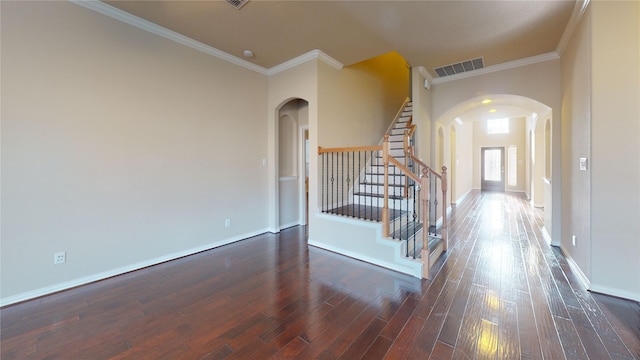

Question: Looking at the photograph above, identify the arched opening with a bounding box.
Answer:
[277,98,309,230]
[433,94,554,241]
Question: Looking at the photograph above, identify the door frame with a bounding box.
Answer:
[481,146,505,192]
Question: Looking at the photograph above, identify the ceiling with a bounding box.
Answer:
[104,0,577,77]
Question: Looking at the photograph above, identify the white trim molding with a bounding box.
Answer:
[431,52,560,84]
[589,284,640,302]
[560,245,591,292]
[71,0,268,75]
[268,50,343,76]
[71,1,344,77]
[0,228,271,307]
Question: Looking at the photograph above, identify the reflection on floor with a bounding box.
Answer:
[1,191,638,359]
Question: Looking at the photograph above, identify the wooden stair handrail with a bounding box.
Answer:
[318,101,448,279]
[318,145,383,154]
[388,157,420,183]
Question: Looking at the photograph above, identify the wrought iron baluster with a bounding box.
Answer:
[321,153,325,213]
[341,152,344,212]
[349,152,353,217]
[412,174,418,259]
[358,151,361,219]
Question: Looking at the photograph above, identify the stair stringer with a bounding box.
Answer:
[309,213,423,278]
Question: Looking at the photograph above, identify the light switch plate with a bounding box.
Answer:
[579,157,588,171]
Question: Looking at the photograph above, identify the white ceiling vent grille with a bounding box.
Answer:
[225,0,249,10]
[434,57,484,77]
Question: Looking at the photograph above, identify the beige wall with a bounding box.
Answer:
[267,60,318,233]
[411,67,432,163]
[1,1,269,303]
[561,1,640,301]
[317,52,409,148]
[560,4,592,281]
[589,1,640,299]
[472,117,527,192]
[454,122,474,204]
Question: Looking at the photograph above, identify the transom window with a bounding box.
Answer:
[487,118,509,134]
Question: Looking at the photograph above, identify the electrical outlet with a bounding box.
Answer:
[225,219,231,227]
[54,251,66,265]
[572,235,577,247]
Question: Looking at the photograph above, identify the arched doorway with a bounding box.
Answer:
[434,94,554,240]
[277,99,309,230]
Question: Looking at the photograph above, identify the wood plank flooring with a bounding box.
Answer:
[1,190,639,359]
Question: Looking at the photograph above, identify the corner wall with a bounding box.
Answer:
[1,1,269,304]
[589,1,640,300]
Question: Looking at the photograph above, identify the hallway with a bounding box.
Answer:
[1,192,638,359]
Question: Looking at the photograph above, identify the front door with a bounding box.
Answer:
[481,147,505,192]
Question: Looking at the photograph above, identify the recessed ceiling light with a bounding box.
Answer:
[489,109,497,113]
[482,99,492,104]
[243,50,254,58]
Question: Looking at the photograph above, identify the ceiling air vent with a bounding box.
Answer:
[225,0,249,10]
[434,57,484,78]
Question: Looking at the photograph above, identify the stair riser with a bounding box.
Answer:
[389,133,405,140]
[356,184,413,196]
[353,195,416,211]
[363,174,407,185]
[390,128,411,136]
[370,156,410,166]
[390,215,422,233]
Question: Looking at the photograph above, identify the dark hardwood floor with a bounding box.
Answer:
[1,191,639,359]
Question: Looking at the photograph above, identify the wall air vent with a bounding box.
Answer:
[225,0,249,10]
[433,57,484,77]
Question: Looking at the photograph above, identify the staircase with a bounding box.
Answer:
[356,101,446,271]
[316,99,448,279]
[353,102,414,210]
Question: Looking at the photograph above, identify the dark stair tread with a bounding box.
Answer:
[364,173,410,178]
[403,235,444,259]
[322,204,406,222]
[391,222,423,240]
[354,192,404,200]
[359,182,414,188]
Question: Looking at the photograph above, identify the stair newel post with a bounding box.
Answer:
[421,167,430,279]
[382,134,390,238]
[441,166,448,251]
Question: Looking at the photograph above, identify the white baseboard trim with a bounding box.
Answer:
[453,189,471,206]
[589,284,640,302]
[279,222,299,231]
[542,227,560,247]
[560,245,591,291]
[0,228,271,307]
[307,239,420,278]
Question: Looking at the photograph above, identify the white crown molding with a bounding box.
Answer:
[267,49,343,76]
[71,1,343,77]
[556,0,591,56]
[431,52,560,84]
[70,0,269,75]
[417,66,433,82]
